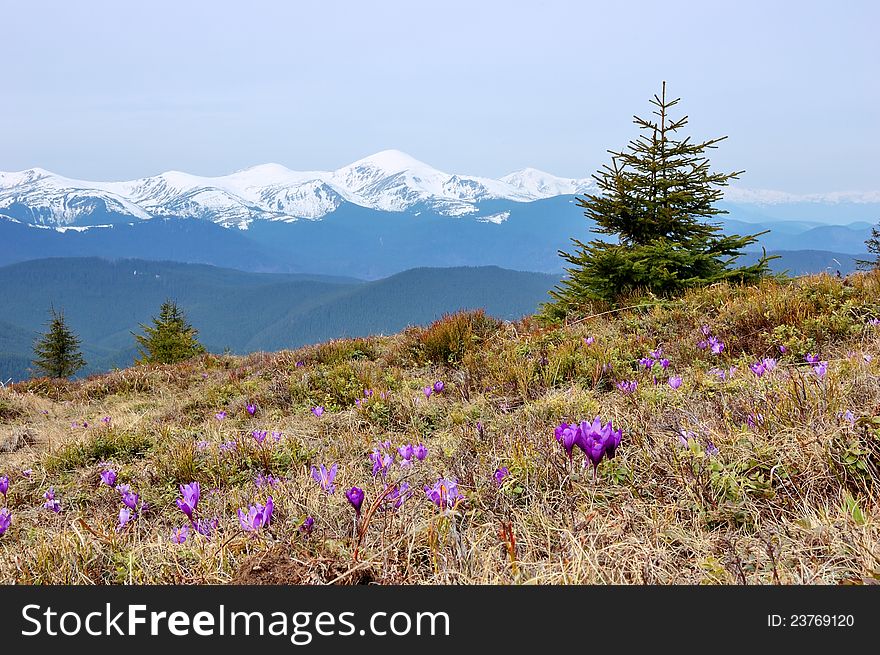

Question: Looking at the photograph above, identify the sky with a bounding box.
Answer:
[1,0,877,193]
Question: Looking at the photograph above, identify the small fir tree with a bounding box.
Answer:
[134,299,206,365]
[32,308,86,379]
[546,82,773,316]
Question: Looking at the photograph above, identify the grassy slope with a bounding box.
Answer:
[1,272,879,584]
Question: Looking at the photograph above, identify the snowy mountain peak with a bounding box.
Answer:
[0,167,54,188]
[346,149,436,175]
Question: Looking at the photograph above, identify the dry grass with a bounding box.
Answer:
[1,272,879,585]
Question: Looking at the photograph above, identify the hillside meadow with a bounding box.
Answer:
[1,271,879,584]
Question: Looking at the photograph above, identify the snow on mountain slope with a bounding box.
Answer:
[2,151,877,228]
[500,168,595,198]
[0,169,152,225]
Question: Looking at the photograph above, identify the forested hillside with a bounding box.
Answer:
[0,258,558,380]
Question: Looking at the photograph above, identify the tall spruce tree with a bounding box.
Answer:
[546,82,773,316]
[32,308,86,379]
[134,299,206,365]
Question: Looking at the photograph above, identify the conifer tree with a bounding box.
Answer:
[857,222,880,269]
[32,308,86,379]
[134,299,206,365]
[546,82,773,315]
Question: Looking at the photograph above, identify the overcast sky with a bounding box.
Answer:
[1,0,877,193]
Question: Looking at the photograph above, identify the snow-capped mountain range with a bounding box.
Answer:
[2,149,877,231]
[0,150,597,229]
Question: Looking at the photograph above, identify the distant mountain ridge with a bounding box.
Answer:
[0,150,597,228]
[0,258,560,381]
[3,150,878,229]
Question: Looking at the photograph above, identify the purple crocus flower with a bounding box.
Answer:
[171,525,190,544]
[424,478,463,510]
[805,353,821,364]
[639,356,655,369]
[255,473,281,488]
[21,469,32,479]
[812,361,828,378]
[220,440,237,453]
[383,482,412,510]
[700,324,712,336]
[101,416,112,425]
[312,406,325,417]
[616,380,638,394]
[300,516,315,535]
[705,440,720,456]
[749,361,768,378]
[295,360,305,367]
[841,410,856,425]
[196,440,210,451]
[584,336,595,346]
[668,376,682,389]
[397,444,415,468]
[581,430,606,472]
[346,487,365,517]
[176,482,200,520]
[215,411,227,421]
[271,431,283,442]
[43,488,60,513]
[194,518,219,538]
[246,403,257,416]
[252,430,268,445]
[433,380,445,393]
[120,489,140,510]
[100,469,118,488]
[364,389,373,398]
[494,467,509,487]
[0,475,8,497]
[778,345,787,354]
[423,386,433,398]
[0,508,11,536]
[600,417,623,457]
[708,336,724,355]
[310,463,338,494]
[554,422,582,462]
[116,507,133,532]
[370,446,394,477]
[414,443,428,461]
[237,496,274,532]
[577,417,623,473]
[650,347,663,359]
[659,358,670,369]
